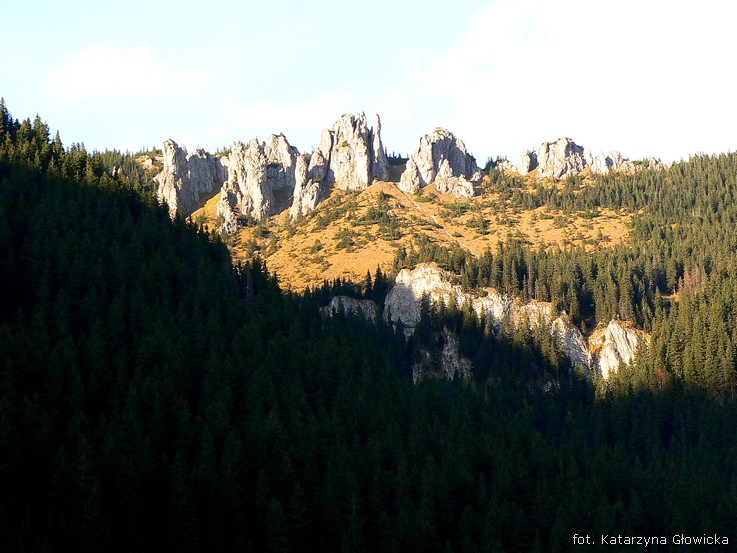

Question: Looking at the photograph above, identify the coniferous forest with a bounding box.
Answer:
[2,101,737,552]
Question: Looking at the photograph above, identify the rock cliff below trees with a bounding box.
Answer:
[319,296,380,322]
[589,320,650,380]
[382,263,648,380]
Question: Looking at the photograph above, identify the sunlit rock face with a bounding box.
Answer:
[384,263,648,380]
[311,112,389,191]
[399,129,481,198]
[216,134,301,228]
[514,137,668,179]
[589,320,650,380]
[157,112,389,230]
[289,154,316,218]
[155,139,228,218]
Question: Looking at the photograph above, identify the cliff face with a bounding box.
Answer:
[589,320,650,380]
[384,263,647,380]
[399,128,480,198]
[216,135,300,226]
[310,112,388,192]
[157,112,388,227]
[320,292,472,383]
[319,296,380,321]
[514,137,667,179]
[154,140,228,218]
[411,327,473,384]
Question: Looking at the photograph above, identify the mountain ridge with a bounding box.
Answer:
[153,111,664,230]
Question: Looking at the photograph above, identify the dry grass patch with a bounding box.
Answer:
[190,178,634,290]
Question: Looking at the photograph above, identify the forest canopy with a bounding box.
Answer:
[1,101,737,552]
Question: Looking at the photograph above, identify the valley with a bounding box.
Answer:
[3,99,737,552]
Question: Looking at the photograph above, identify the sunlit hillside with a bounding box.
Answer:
[193,173,632,291]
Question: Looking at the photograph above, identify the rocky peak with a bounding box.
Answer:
[515,137,587,179]
[311,112,389,191]
[264,134,300,191]
[217,134,301,227]
[398,128,481,197]
[289,154,316,218]
[155,139,228,218]
[514,137,668,179]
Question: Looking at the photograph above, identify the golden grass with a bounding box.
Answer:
[191,190,222,224]
[191,179,633,290]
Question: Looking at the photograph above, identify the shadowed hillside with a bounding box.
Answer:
[2,102,737,552]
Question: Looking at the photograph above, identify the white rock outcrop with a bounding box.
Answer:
[513,137,668,179]
[398,158,422,194]
[551,316,591,370]
[433,159,475,199]
[515,138,587,179]
[289,155,317,218]
[157,112,390,230]
[320,296,380,322]
[589,320,649,380]
[399,129,481,198]
[312,112,389,191]
[384,263,648,379]
[216,134,300,226]
[440,327,473,381]
[155,139,228,218]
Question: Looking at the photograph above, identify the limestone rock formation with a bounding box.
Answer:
[412,327,473,384]
[319,296,380,322]
[384,262,457,335]
[515,149,535,175]
[158,112,390,230]
[217,134,300,227]
[589,320,649,380]
[440,327,473,380]
[399,128,481,198]
[312,112,389,191]
[551,316,591,370]
[513,137,668,179]
[384,263,556,335]
[515,138,587,179]
[264,134,300,192]
[433,159,475,198]
[155,139,228,219]
[289,155,318,218]
[216,188,240,235]
[398,159,421,194]
[308,131,331,183]
[384,263,647,379]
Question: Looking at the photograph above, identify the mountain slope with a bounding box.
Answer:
[4,102,737,552]
[194,176,632,290]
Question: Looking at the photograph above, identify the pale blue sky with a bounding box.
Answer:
[3,0,736,162]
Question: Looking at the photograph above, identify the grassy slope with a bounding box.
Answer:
[192,174,632,291]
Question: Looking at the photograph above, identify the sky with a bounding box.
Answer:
[2,0,736,163]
